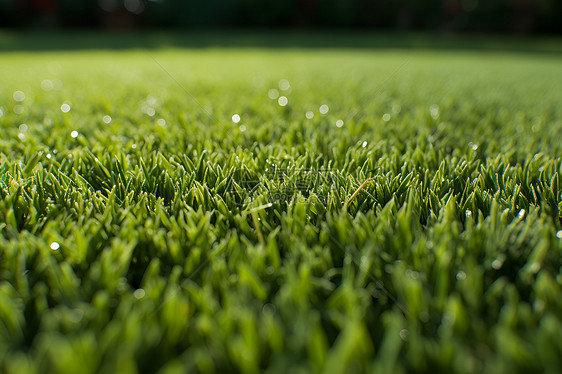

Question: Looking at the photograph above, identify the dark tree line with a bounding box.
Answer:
[2,0,561,33]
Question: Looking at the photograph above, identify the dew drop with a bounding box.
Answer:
[146,95,157,106]
[50,242,60,250]
[278,79,290,91]
[278,96,288,106]
[232,114,241,123]
[430,104,440,119]
[319,104,329,114]
[13,91,25,102]
[71,130,79,138]
[133,288,146,299]
[41,80,54,91]
[491,259,503,270]
[268,88,279,100]
[336,119,344,128]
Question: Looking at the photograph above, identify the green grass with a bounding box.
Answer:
[1,32,562,373]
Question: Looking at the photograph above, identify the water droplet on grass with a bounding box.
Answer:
[61,103,71,113]
[456,271,467,280]
[239,124,246,132]
[13,91,25,102]
[491,259,503,270]
[430,104,440,119]
[157,118,166,127]
[319,104,329,114]
[18,133,26,141]
[382,113,391,121]
[146,95,157,106]
[50,242,60,250]
[557,230,562,239]
[278,79,290,91]
[278,96,288,106]
[145,107,155,116]
[41,80,54,91]
[131,144,137,149]
[71,130,79,138]
[103,115,112,124]
[268,88,279,99]
[232,114,241,123]
[305,111,314,119]
[362,141,368,148]
[399,329,409,341]
[19,124,28,132]
[134,288,146,299]
[336,119,344,127]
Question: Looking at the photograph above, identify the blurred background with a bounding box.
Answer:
[1,0,561,34]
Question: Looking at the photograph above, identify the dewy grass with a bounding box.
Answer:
[0,34,562,373]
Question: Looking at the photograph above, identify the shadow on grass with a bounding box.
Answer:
[0,29,561,54]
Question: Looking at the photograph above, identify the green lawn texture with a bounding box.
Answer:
[1,32,562,373]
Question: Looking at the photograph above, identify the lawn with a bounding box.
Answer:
[1,31,562,373]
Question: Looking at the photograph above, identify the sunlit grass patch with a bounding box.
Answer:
[1,34,562,373]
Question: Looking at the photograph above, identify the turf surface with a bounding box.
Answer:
[1,32,562,373]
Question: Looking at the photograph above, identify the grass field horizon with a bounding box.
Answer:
[1,32,562,373]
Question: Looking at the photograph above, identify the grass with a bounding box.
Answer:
[1,32,562,373]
